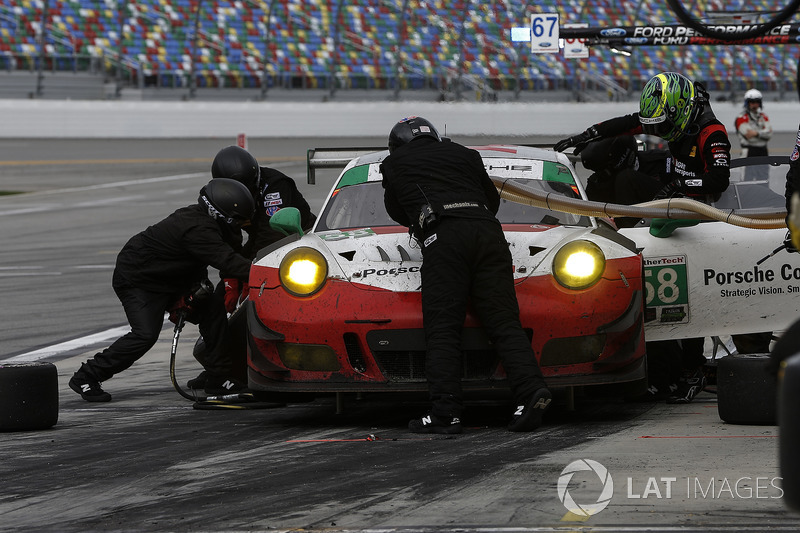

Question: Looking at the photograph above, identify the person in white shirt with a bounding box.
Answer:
[735,89,773,181]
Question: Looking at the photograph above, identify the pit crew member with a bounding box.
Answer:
[579,135,667,226]
[211,145,316,263]
[184,145,317,390]
[380,116,552,434]
[771,123,800,372]
[68,179,255,402]
[555,71,731,204]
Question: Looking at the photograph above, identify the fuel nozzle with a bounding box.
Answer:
[170,279,215,331]
[185,279,215,306]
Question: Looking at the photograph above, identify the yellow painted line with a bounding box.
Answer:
[0,156,305,166]
[560,510,592,522]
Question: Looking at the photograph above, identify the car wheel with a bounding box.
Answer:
[0,362,59,431]
[717,354,776,425]
[779,353,800,512]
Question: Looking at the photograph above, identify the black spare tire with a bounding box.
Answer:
[0,362,59,431]
[717,354,776,425]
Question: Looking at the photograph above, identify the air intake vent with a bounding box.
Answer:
[343,332,367,373]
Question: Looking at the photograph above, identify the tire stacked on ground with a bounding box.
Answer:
[716,354,776,425]
[0,362,59,431]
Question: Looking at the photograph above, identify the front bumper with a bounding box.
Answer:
[246,257,645,393]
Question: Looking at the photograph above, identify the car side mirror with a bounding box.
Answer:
[649,218,700,238]
[269,207,304,237]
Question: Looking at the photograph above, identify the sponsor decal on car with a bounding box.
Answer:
[703,263,800,297]
[318,228,377,241]
[356,266,421,278]
[644,255,689,324]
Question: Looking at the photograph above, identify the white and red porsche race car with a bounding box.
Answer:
[241,146,799,395]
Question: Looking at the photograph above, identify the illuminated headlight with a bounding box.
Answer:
[552,240,606,290]
[279,247,328,296]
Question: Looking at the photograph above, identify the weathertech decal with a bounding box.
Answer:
[643,255,689,324]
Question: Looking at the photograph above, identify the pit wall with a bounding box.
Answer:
[2,99,799,138]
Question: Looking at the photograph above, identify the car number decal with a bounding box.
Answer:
[644,255,689,324]
[318,228,376,241]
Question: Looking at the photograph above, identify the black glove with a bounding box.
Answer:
[653,179,684,200]
[553,126,600,153]
[784,231,799,254]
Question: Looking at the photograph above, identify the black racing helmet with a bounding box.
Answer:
[198,178,256,228]
[580,136,637,174]
[211,146,261,196]
[388,116,441,153]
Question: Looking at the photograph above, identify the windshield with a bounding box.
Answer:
[316,159,589,231]
[713,156,787,210]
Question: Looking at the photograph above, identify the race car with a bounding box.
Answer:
[242,146,800,396]
[619,155,800,342]
[243,144,647,394]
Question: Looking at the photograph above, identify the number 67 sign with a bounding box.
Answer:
[530,13,559,53]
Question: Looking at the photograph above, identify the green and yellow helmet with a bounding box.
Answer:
[638,72,699,142]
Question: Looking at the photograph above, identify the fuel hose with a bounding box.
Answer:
[493,177,787,230]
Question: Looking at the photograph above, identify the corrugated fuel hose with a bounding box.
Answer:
[492,177,787,230]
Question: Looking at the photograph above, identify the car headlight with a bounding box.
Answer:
[279,247,328,296]
[552,240,606,290]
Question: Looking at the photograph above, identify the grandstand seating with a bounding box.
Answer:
[0,0,797,95]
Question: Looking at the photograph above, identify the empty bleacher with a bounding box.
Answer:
[0,0,797,99]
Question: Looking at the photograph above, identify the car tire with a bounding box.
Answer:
[717,354,776,425]
[779,353,800,512]
[0,362,59,431]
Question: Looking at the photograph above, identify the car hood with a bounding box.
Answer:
[253,224,638,292]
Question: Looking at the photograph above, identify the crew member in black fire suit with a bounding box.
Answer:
[68,178,255,402]
[380,116,552,434]
[556,72,732,404]
[183,145,318,390]
[579,135,668,227]
[210,145,316,311]
[555,71,731,203]
[770,124,800,372]
[211,145,316,262]
[785,124,800,219]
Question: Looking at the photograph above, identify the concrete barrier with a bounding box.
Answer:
[2,98,800,138]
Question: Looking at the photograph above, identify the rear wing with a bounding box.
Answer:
[305,143,575,184]
[306,147,385,184]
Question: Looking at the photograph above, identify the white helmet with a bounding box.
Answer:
[744,89,763,108]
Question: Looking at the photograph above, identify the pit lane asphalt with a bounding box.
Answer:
[1,136,799,532]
